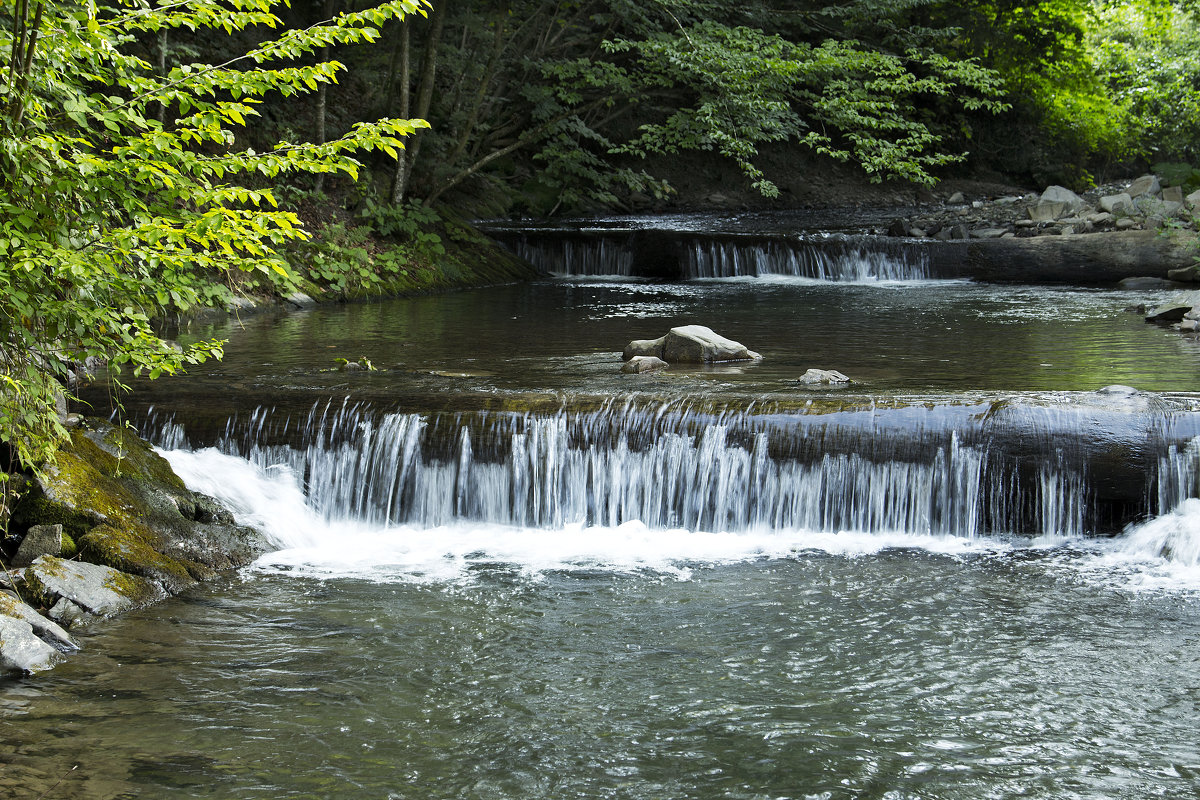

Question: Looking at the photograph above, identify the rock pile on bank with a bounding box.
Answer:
[886,175,1200,243]
[1,419,270,674]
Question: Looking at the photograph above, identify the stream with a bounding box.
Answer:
[3,219,1200,799]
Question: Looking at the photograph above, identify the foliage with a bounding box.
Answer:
[1090,0,1200,164]
[0,0,428,471]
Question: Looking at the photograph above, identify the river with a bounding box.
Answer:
[3,224,1200,799]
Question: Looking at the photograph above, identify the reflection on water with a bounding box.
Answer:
[112,279,1200,419]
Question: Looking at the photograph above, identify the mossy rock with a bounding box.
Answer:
[78,524,198,594]
[11,418,271,597]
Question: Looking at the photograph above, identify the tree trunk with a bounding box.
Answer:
[391,0,447,204]
[313,0,336,194]
[388,18,412,204]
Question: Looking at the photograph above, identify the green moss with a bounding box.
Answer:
[78,524,196,592]
[100,567,167,606]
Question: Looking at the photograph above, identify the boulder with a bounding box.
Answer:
[1164,186,1184,204]
[0,615,61,674]
[623,337,666,360]
[11,523,64,567]
[621,356,669,374]
[284,292,317,310]
[1187,189,1200,211]
[660,325,762,363]
[0,594,74,651]
[623,326,760,364]
[1127,174,1162,198]
[1167,266,1200,283]
[795,369,851,384]
[946,191,965,204]
[10,419,271,593]
[1088,211,1115,225]
[1145,291,1200,323]
[1119,277,1182,290]
[1100,193,1133,214]
[1030,202,1066,222]
[1115,218,1139,230]
[970,228,1009,239]
[1040,185,1087,214]
[24,555,167,618]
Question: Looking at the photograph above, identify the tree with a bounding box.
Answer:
[0,0,429,472]
[365,0,1008,212]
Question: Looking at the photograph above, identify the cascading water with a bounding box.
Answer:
[683,237,930,281]
[507,235,635,277]
[140,395,1199,542]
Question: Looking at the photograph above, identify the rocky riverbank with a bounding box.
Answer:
[885,176,1200,245]
[0,418,270,674]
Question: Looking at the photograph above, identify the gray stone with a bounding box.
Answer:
[1164,186,1184,204]
[661,325,761,363]
[1179,319,1200,332]
[1186,308,1200,321]
[25,556,167,617]
[795,368,851,384]
[1040,185,1086,213]
[1088,212,1115,225]
[1161,200,1184,218]
[0,594,75,651]
[1030,201,1066,222]
[225,296,257,312]
[1119,277,1180,290]
[285,292,317,309]
[946,191,965,204]
[947,224,970,240]
[1100,193,1133,214]
[995,196,1021,205]
[47,598,87,629]
[12,524,63,568]
[1127,174,1162,198]
[620,356,669,374]
[623,337,666,361]
[1167,266,1200,283]
[970,228,1009,239]
[1015,219,1037,229]
[1187,189,1200,211]
[1115,218,1139,230]
[0,615,61,674]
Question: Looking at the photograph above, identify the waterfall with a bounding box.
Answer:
[683,238,930,281]
[508,235,635,277]
[497,230,935,281]
[134,397,1194,539]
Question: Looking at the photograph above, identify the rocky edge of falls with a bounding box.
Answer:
[0,419,270,675]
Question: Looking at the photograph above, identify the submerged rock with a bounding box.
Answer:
[621,356,669,374]
[794,368,852,385]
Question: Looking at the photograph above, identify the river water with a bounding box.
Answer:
[4,231,1200,799]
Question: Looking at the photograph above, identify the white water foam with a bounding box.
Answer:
[161,447,1000,583]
